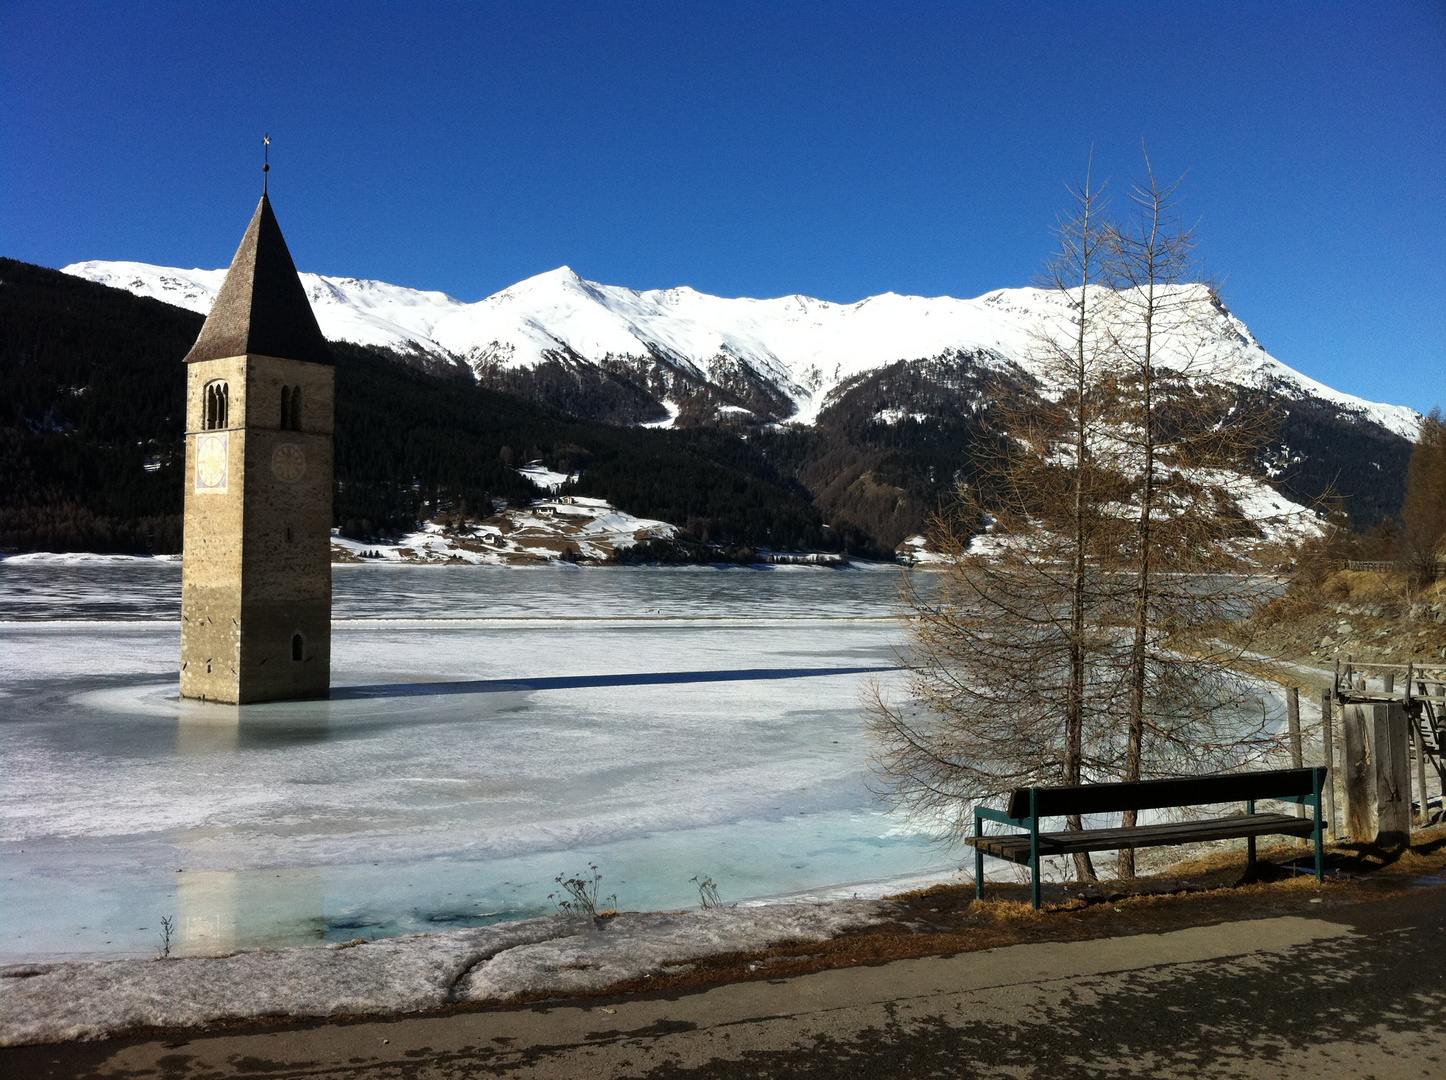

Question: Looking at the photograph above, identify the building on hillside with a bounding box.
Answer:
[179,192,333,703]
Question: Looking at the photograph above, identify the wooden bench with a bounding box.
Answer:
[966,767,1328,908]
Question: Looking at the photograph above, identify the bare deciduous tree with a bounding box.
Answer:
[868,151,1294,883]
[869,161,1123,882]
[1101,149,1286,874]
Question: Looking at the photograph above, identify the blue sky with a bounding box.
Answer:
[4,1,1443,412]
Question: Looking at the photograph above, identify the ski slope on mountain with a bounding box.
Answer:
[63,260,1421,439]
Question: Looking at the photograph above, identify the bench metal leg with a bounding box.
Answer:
[1313,770,1325,882]
[1246,798,1256,873]
[974,810,985,901]
[1029,791,1041,910]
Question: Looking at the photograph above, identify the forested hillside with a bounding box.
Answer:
[0,260,834,556]
[0,259,192,553]
[0,257,1412,558]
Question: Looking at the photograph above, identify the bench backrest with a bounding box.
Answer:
[1005,767,1324,820]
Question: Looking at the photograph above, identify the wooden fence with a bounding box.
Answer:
[1341,560,1446,575]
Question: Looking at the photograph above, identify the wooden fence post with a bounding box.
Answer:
[1287,686,1304,819]
[1410,671,1432,827]
[1320,688,1338,839]
[1412,721,1429,826]
[1342,699,1374,842]
[1374,673,1412,847]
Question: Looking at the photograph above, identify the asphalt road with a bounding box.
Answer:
[6,886,1444,1079]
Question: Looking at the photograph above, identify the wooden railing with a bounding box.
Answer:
[1340,559,1446,574]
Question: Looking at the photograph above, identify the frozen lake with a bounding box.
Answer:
[1,561,959,962]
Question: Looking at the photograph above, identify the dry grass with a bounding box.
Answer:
[1221,564,1446,667]
[967,898,1085,921]
[1322,570,1403,603]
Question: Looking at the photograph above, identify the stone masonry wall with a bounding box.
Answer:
[180,355,247,702]
[180,353,333,704]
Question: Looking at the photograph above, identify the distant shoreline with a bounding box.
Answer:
[0,551,917,571]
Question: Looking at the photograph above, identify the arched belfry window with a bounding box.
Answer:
[291,633,304,662]
[280,385,302,431]
[203,381,229,430]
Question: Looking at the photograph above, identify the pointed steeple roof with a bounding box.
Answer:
[184,193,332,365]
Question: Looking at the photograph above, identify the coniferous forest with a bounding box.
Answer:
[0,257,1412,558]
[0,259,846,555]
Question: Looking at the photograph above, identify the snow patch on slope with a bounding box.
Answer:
[516,463,576,492]
[63,260,467,356]
[331,497,675,565]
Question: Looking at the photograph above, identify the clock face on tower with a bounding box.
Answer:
[271,442,306,483]
[195,433,228,492]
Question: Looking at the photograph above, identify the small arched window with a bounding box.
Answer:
[291,633,304,661]
[203,381,229,430]
[279,385,303,431]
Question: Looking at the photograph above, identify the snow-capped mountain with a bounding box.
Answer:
[62,260,1420,441]
[64,260,470,372]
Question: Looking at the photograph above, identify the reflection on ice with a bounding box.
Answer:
[175,701,341,752]
[175,705,240,754]
[177,868,324,954]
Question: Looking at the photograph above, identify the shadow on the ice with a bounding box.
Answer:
[332,665,895,700]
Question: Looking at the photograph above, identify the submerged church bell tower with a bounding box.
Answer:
[180,191,333,703]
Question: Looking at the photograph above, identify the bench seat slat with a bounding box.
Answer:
[964,812,1313,864]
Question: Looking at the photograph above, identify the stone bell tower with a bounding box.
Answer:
[180,192,333,704]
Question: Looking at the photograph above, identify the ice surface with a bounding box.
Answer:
[1,564,951,970]
[0,564,1307,1043]
[0,559,906,622]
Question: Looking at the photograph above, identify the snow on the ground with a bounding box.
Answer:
[640,399,682,429]
[903,467,1322,564]
[331,496,676,565]
[0,552,180,564]
[0,901,893,1045]
[331,525,492,564]
[1217,471,1324,545]
[453,900,886,1002]
[896,535,951,566]
[516,463,576,492]
[873,408,929,425]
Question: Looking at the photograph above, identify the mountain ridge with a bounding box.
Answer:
[26,256,1421,553]
[64,260,1421,441]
